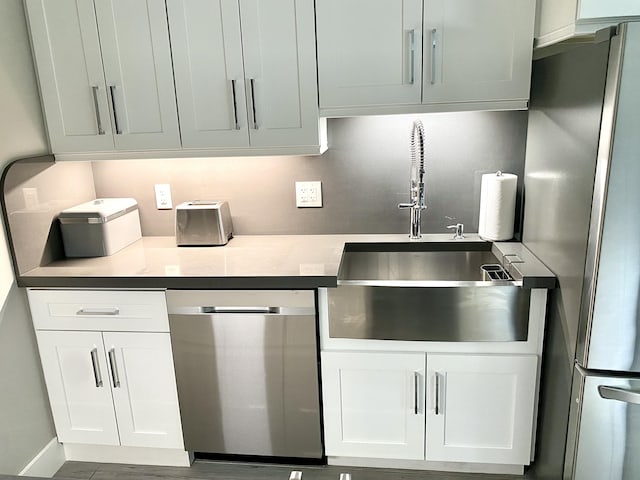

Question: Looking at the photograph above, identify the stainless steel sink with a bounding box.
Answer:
[328,242,530,342]
[338,245,516,286]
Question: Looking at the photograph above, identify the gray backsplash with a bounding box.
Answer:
[92,112,527,237]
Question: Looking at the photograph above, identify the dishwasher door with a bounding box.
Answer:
[166,290,323,459]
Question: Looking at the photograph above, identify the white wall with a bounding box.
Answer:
[0,0,56,474]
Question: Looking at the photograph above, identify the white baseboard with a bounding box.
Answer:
[328,456,524,476]
[63,444,192,467]
[19,437,65,478]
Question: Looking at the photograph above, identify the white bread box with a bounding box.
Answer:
[59,198,141,257]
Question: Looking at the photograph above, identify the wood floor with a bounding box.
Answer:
[52,460,537,480]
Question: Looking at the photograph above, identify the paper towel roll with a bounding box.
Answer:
[478,172,517,241]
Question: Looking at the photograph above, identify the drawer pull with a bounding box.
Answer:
[90,348,103,388]
[76,308,120,316]
[108,348,121,388]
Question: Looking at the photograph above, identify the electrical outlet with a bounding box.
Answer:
[22,187,39,210]
[295,181,322,208]
[154,184,173,209]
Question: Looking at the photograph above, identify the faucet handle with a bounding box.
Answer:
[447,223,465,239]
[398,202,414,209]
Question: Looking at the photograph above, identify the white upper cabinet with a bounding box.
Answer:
[25,0,114,152]
[25,0,181,154]
[166,0,247,148]
[315,0,536,116]
[316,0,424,109]
[167,0,323,151]
[536,0,640,47]
[423,0,535,106]
[93,0,181,151]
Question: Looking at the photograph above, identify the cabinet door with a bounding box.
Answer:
[24,0,114,153]
[425,354,537,465]
[239,0,320,147]
[316,0,423,109]
[321,351,425,460]
[167,0,249,148]
[423,0,535,105]
[94,0,181,151]
[103,332,184,449]
[35,331,119,445]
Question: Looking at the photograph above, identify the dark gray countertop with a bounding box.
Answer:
[19,234,555,290]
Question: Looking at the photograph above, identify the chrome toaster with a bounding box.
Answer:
[175,201,233,246]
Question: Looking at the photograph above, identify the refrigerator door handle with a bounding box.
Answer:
[598,385,640,405]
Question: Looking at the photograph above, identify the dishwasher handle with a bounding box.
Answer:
[168,305,315,316]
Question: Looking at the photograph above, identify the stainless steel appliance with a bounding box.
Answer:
[175,200,233,246]
[166,290,323,460]
[522,23,640,479]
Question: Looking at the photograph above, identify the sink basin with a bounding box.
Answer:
[328,242,530,342]
[337,242,518,286]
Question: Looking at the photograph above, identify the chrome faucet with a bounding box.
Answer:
[398,120,426,239]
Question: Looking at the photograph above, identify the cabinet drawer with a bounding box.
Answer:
[28,289,168,332]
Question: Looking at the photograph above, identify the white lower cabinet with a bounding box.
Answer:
[425,353,538,465]
[322,351,538,466]
[321,351,426,459]
[29,289,184,450]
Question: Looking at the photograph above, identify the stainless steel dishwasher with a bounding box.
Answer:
[166,290,323,459]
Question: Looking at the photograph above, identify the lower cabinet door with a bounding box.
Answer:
[103,332,184,449]
[425,353,537,465]
[36,331,120,445]
[321,351,425,459]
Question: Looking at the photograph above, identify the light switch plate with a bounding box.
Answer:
[154,184,172,209]
[296,181,322,208]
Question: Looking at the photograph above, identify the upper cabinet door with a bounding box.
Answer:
[239,0,320,147]
[316,0,424,109]
[423,0,535,105]
[94,0,181,151]
[167,0,249,149]
[25,0,114,153]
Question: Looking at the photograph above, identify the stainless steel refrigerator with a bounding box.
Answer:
[522,22,640,480]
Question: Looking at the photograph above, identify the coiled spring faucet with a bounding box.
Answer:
[398,120,427,239]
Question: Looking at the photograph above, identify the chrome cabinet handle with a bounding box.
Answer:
[289,472,302,480]
[108,348,121,388]
[76,307,120,316]
[109,85,122,134]
[430,28,437,85]
[408,29,416,85]
[434,372,441,415]
[230,79,240,130]
[599,385,640,404]
[414,371,419,414]
[91,86,105,135]
[249,78,258,129]
[90,348,103,388]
